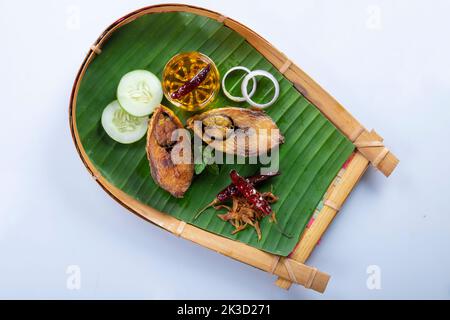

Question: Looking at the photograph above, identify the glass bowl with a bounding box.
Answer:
[162,52,220,112]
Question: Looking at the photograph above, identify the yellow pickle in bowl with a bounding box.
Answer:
[162,52,220,112]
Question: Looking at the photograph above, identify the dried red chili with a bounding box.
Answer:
[217,171,279,202]
[171,64,211,100]
[230,170,273,216]
[194,171,279,220]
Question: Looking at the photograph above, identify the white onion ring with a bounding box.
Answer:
[222,66,257,102]
[241,70,280,109]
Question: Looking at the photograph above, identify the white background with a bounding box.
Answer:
[1,0,449,299]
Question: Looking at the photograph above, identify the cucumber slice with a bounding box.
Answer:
[117,70,163,116]
[101,100,148,144]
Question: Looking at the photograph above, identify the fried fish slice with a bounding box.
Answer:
[187,107,284,157]
[146,105,193,198]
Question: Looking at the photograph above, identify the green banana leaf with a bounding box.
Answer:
[75,11,354,256]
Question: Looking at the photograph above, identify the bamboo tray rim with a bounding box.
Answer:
[69,3,398,293]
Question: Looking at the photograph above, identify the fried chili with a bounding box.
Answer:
[229,170,273,217]
[195,170,291,240]
[194,171,279,220]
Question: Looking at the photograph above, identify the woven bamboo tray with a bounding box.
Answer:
[69,4,399,293]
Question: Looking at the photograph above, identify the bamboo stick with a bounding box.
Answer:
[352,130,398,177]
[275,151,370,289]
